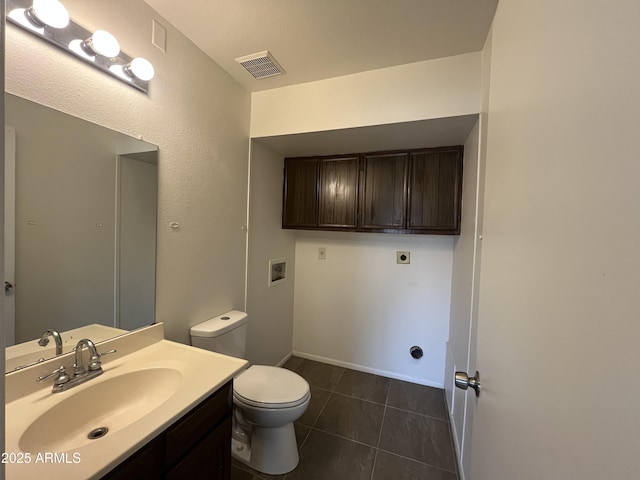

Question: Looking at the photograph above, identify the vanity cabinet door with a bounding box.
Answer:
[408,147,463,234]
[100,436,164,480]
[101,381,233,480]
[165,382,231,466]
[361,153,408,230]
[282,157,319,228]
[318,156,359,229]
[167,417,231,480]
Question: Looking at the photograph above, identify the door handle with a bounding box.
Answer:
[5,281,14,294]
[455,370,481,397]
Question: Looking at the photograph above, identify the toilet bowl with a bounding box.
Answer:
[190,311,310,475]
[231,365,310,474]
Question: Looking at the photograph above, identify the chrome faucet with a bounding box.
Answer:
[38,329,63,355]
[73,338,100,376]
[37,338,116,393]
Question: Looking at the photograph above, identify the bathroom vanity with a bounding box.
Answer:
[103,381,232,479]
[5,324,247,480]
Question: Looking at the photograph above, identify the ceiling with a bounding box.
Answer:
[144,0,498,93]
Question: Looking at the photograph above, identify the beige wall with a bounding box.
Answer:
[248,39,482,384]
[5,0,251,344]
[251,52,481,137]
[1,0,5,472]
[7,95,118,340]
[245,141,296,365]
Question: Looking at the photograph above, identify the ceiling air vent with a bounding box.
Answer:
[235,51,285,79]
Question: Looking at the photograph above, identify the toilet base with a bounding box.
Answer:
[231,422,299,475]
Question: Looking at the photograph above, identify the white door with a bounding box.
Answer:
[4,126,16,347]
[467,2,640,479]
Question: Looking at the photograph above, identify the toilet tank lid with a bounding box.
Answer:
[190,310,248,338]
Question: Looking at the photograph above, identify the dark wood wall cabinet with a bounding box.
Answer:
[102,382,232,480]
[283,146,463,235]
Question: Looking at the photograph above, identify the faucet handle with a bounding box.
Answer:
[36,366,70,386]
[88,349,117,371]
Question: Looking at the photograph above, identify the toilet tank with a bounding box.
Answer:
[190,310,248,359]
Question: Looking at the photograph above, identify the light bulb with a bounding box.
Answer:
[8,8,44,33]
[124,57,155,81]
[29,0,69,29]
[84,30,120,58]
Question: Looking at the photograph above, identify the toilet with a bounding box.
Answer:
[190,310,310,475]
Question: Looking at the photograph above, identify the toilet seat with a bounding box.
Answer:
[234,365,310,409]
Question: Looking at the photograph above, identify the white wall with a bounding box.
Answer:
[293,231,453,387]
[5,0,251,344]
[251,52,481,137]
[245,141,296,365]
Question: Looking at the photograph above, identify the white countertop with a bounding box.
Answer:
[6,324,128,373]
[5,324,248,479]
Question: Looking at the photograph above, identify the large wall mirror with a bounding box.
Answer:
[4,94,158,372]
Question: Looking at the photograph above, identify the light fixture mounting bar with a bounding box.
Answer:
[7,0,151,93]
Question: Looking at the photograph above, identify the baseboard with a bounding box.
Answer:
[292,350,444,389]
[276,352,293,367]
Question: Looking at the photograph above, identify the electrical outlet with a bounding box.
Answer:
[397,251,410,264]
[318,247,326,260]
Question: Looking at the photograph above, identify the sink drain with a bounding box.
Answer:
[87,427,109,440]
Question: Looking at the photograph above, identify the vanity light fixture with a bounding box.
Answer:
[25,0,69,29]
[124,57,155,81]
[81,30,121,58]
[109,57,155,82]
[6,0,155,93]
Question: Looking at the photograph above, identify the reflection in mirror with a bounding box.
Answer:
[4,94,158,372]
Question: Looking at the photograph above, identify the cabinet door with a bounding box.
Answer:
[282,158,319,228]
[361,153,408,230]
[408,148,463,233]
[165,382,231,467]
[100,436,164,480]
[318,157,359,229]
[167,417,231,480]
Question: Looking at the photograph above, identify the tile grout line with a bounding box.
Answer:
[287,358,457,478]
[309,390,332,430]
[304,365,345,429]
[332,367,346,392]
[309,427,381,449]
[384,404,449,423]
[369,377,392,480]
[329,389,387,406]
[296,424,312,451]
[375,447,459,476]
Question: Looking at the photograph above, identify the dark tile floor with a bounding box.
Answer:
[231,356,459,480]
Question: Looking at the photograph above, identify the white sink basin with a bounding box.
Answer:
[5,326,248,480]
[19,367,182,453]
